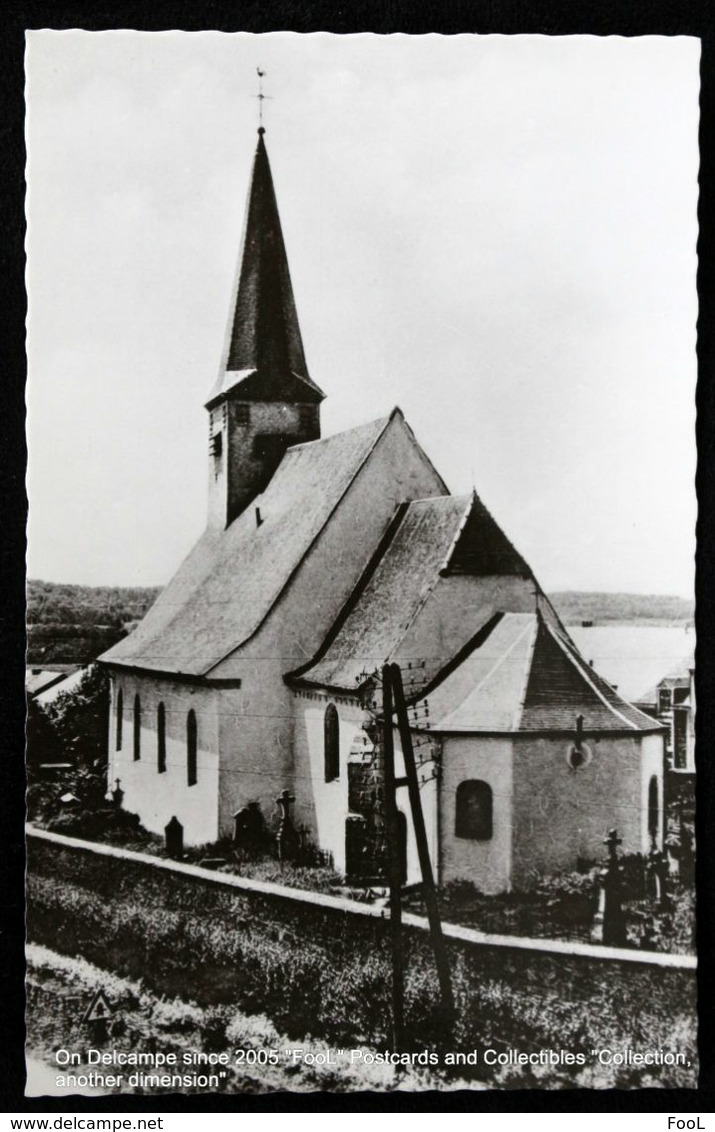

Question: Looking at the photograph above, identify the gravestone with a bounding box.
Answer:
[232,801,266,852]
[665,832,681,878]
[592,829,627,947]
[111,778,124,808]
[680,821,695,889]
[275,789,298,862]
[647,837,672,911]
[165,816,184,859]
[345,813,369,878]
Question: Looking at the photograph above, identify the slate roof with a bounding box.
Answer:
[422,612,662,734]
[35,665,92,707]
[25,669,66,698]
[291,495,474,692]
[422,614,537,732]
[100,414,393,676]
[206,130,325,409]
[290,491,554,695]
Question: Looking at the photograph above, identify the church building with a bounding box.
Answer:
[100,125,665,892]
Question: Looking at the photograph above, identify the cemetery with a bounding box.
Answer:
[26,759,695,956]
[25,601,696,1086]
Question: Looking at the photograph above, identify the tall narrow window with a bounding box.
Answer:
[673,709,688,770]
[324,703,339,782]
[455,780,493,840]
[133,695,141,761]
[116,689,123,751]
[157,702,166,774]
[187,709,197,787]
[648,775,659,842]
[658,687,672,713]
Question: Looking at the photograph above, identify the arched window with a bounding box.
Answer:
[455,780,493,840]
[324,704,340,782]
[648,775,659,842]
[157,702,166,774]
[116,689,123,751]
[133,694,141,761]
[187,709,197,787]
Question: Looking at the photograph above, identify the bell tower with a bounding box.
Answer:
[205,127,325,529]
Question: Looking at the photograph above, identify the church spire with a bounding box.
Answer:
[205,126,325,529]
[206,129,325,408]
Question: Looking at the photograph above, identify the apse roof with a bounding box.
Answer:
[421,612,663,734]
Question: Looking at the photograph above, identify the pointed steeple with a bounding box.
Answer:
[206,129,325,408]
[205,128,326,529]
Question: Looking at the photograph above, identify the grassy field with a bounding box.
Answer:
[26,945,454,1096]
[26,835,698,1091]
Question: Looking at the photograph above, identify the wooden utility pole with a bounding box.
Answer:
[390,662,455,1031]
[381,664,405,1053]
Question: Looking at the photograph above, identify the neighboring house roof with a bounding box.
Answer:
[658,674,690,690]
[206,130,324,409]
[35,665,91,707]
[25,669,66,698]
[566,624,695,705]
[100,412,406,676]
[421,612,662,734]
[290,491,559,695]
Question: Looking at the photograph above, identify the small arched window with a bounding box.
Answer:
[133,694,141,761]
[648,775,659,842]
[324,703,340,782]
[187,709,197,787]
[116,689,123,751]
[455,780,493,841]
[157,702,166,774]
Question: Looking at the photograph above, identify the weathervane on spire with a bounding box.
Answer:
[255,67,272,133]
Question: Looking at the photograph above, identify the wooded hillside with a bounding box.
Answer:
[25,580,693,666]
[549,591,693,625]
[27,580,161,664]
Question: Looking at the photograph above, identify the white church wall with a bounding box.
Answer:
[208,412,447,840]
[400,574,537,675]
[438,735,513,893]
[293,690,356,873]
[107,672,219,846]
[215,678,296,840]
[511,733,646,889]
[293,690,437,885]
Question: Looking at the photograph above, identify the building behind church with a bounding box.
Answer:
[100,126,666,893]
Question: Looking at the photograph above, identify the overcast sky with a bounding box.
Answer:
[25,32,699,595]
